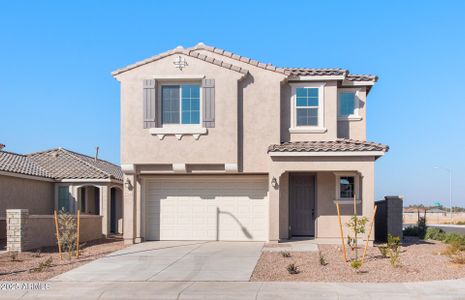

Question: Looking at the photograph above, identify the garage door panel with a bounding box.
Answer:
[145,176,268,241]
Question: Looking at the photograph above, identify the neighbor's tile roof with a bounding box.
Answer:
[0,151,52,178]
[268,139,389,153]
[112,43,377,83]
[27,148,123,181]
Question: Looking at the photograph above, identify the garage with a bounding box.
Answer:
[144,175,268,241]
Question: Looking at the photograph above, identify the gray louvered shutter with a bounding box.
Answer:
[143,79,157,128]
[202,79,215,128]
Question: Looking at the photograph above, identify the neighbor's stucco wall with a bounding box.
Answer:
[0,174,54,217]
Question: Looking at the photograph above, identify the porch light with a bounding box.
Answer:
[125,178,132,190]
[271,177,278,188]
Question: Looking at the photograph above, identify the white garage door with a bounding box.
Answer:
[144,176,268,241]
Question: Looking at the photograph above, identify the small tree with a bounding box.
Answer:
[57,209,77,259]
[346,215,368,269]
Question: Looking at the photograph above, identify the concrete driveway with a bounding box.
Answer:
[51,241,264,282]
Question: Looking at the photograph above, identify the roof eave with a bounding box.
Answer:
[268,151,386,157]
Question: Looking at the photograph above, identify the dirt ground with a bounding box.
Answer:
[251,237,465,282]
[0,236,124,281]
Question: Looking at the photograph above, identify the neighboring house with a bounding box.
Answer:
[0,147,124,237]
[112,43,388,244]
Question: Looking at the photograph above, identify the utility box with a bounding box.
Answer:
[375,196,403,243]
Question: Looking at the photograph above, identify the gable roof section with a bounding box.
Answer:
[27,148,123,181]
[112,43,378,84]
[268,139,389,153]
[112,46,249,77]
[0,151,52,179]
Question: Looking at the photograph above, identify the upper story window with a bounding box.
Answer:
[290,83,326,133]
[338,89,361,120]
[161,84,201,125]
[296,87,319,126]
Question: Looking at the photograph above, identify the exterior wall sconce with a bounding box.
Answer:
[271,176,278,188]
[125,178,133,190]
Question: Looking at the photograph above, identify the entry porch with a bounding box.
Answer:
[268,156,376,243]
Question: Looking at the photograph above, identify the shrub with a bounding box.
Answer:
[456,221,465,225]
[425,227,446,241]
[280,250,291,258]
[403,226,419,237]
[417,216,427,238]
[378,245,389,258]
[30,257,53,273]
[8,251,19,262]
[443,233,465,245]
[33,249,41,258]
[443,241,465,264]
[286,263,299,274]
[319,253,328,266]
[350,259,362,271]
[378,234,401,267]
[450,252,465,264]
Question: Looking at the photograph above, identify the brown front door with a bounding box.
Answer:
[289,174,316,236]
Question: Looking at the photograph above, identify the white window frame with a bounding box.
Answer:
[289,82,326,133]
[334,172,361,204]
[158,81,203,128]
[337,88,362,121]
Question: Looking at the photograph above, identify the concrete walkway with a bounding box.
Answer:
[51,241,264,282]
[2,279,465,299]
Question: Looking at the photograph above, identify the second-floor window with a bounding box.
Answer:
[338,89,360,119]
[296,87,319,126]
[290,83,325,131]
[162,84,201,125]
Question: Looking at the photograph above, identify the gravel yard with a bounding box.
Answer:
[251,237,465,282]
[0,236,124,281]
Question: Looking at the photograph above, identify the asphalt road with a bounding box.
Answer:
[428,224,465,234]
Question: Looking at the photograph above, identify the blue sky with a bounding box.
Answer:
[1,1,464,206]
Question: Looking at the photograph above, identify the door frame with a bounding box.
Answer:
[288,172,317,237]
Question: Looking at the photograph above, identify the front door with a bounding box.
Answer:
[289,174,316,236]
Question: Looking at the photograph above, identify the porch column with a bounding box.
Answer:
[268,171,282,242]
[101,185,111,236]
[135,176,143,243]
[123,174,136,245]
[361,163,375,242]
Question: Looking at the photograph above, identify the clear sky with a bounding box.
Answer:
[1,1,464,207]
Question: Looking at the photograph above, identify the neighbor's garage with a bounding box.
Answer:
[144,175,268,241]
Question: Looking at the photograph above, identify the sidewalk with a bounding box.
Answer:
[2,279,465,299]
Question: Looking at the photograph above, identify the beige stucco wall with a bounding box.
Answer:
[114,49,378,244]
[24,215,103,251]
[117,54,245,168]
[0,174,54,218]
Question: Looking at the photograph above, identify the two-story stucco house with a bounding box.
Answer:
[112,43,388,245]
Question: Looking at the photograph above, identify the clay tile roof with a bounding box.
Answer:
[283,68,347,77]
[112,43,378,84]
[268,139,389,153]
[346,74,378,82]
[0,151,52,178]
[112,46,249,77]
[27,148,123,181]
